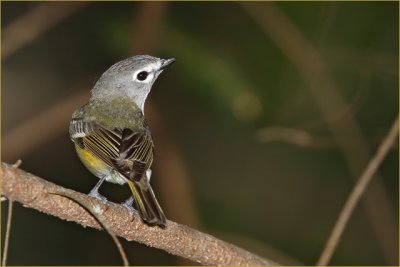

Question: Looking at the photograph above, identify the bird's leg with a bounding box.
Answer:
[88,177,108,204]
[121,196,138,215]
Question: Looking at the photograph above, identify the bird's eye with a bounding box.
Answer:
[137,71,149,81]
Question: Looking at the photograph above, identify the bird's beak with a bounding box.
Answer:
[159,58,176,70]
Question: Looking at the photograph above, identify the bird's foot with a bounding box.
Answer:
[88,190,108,204]
[121,196,138,215]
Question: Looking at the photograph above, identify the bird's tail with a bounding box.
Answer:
[127,180,166,228]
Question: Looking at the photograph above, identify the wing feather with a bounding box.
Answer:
[69,120,154,181]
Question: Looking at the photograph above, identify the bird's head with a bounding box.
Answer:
[91,55,175,111]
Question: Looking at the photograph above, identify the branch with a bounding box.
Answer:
[0,163,278,266]
[317,115,399,265]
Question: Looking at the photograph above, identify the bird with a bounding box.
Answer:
[69,55,175,228]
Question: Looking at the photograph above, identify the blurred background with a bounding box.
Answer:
[1,1,398,265]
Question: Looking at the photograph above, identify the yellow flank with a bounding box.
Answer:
[75,144,110,178]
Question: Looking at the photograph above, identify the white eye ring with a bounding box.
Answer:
[133,68,154,83]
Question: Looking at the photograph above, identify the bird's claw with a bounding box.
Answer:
[121,196,138,215]
[88,190,108,205]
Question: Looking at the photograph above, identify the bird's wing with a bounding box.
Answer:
[70,119,165,227]
[70,120,153,181]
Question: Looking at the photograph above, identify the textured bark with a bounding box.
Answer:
[0,162,278,266]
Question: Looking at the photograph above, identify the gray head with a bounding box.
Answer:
[90,55,175,111]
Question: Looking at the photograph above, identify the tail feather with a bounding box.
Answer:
[127,180,167,228]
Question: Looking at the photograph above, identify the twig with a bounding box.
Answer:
[2,2,89,59]
[12,159,22,168]
[1,159,22,266]
[317,115,399,266]
[50,192,129,266]
[1,200,14,266]
[240,3,397,263]
[255,127,398,150]
[255,127,316,147]
[0,162,278,266]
